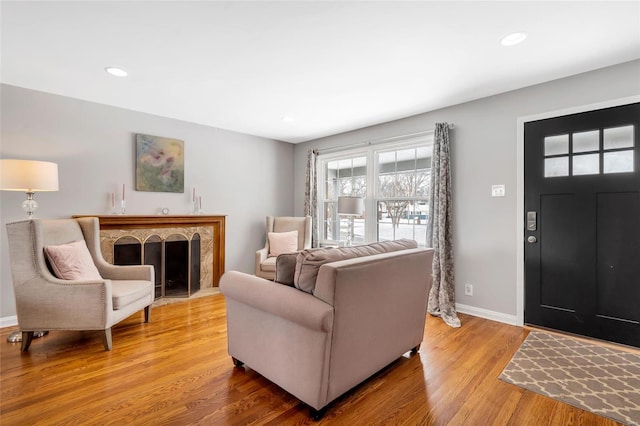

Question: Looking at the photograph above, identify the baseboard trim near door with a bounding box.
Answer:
[456,303,518,326]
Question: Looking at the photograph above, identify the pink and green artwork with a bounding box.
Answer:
[135,134,184,193]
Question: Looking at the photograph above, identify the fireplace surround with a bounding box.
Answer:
[73,215,225,299]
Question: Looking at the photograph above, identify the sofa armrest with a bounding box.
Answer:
[220,271,333,332]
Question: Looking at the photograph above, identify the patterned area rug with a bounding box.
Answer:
[499,331,640,425]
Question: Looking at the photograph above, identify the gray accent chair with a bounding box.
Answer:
[255,216,312,280]
[5,217,154,351]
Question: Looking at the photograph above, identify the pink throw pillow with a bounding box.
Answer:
[268,230,299,257]
[44,240,102,281]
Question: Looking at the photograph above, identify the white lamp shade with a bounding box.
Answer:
[0,159,59,192]
[338,196,364,216]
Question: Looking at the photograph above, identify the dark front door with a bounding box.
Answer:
[524,102,640,347]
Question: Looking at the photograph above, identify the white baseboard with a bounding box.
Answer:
[456,303,518,326]
[1,306,517,329]
[0,316,18,328]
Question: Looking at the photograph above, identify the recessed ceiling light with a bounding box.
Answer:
[105,67,128,77]
[281,115,294,123]
[501,32,527,47]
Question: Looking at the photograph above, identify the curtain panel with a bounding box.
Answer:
[427,123,461,328]
[304,149,319,247]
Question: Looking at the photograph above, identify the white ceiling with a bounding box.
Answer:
[2,1,639,144]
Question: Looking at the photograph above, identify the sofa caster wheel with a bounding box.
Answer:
[310,407,326,421]
[232,357,244,368]
[411,344,420,354]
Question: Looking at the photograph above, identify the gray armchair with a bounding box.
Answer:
[5,217,154,351]
[255,216,312,280]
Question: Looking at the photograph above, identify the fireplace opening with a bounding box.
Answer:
[165,235,188,297]
[114,236,141,265]
[113,233,201,299]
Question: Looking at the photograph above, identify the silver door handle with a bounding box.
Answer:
[527,236,537,243]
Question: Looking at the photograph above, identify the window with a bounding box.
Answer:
[323,155,367,244]
[376,146,431,246]
[319,135,432,247]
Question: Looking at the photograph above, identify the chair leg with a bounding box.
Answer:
[21,331,34,352]
[232,357,244,368]
[102,328,112,351]
[144,305,151,323]
[411,344,421,354]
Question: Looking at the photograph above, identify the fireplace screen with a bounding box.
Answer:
[113,233,201,299]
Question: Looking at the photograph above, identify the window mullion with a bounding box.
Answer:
[364,149,376,243]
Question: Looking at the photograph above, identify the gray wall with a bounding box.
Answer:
[294,60,640,320]
[1,84,294,319]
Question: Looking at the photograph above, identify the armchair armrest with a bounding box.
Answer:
[15,275,112,330]
[221,271,333,332]
[96,262,154,282]
[255,247,269,275]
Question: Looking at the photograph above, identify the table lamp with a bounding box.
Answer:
[1,159,59,219]
[338,196,364,246]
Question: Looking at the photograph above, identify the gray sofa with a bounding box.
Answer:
[220,240,434,418]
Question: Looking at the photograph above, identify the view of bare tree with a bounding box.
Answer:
[378,171,430,228]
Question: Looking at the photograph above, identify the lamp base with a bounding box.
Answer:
[22,191,38,219]
[6,330,49,343]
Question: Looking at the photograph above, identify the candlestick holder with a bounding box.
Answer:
[120,200,127,215]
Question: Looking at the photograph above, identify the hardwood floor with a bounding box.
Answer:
[0,294,622,425]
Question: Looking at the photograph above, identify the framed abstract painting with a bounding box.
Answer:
[135,134,185,193]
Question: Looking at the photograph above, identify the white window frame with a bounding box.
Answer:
[318,133,433,246]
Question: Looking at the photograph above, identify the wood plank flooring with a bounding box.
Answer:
[0,294,623,425]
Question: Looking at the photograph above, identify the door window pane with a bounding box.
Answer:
[604,151,634,174]
[573,154,599,175]
[544,135,569,156]
[604,125,634,150]
[544,157,569,177]
[573,130,599,153]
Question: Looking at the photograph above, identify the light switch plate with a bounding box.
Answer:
[491,185,505,197]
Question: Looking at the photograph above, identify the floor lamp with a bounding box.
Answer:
[1,159,59,343]
[338,196,364,247]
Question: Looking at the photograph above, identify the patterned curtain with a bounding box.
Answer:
[427,123,461,328]
[304,149,319,247]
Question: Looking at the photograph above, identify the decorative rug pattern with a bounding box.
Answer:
[499,331,640,425]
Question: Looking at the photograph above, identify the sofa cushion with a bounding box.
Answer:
[274,252,298,286]
[44,240,102,281]
[268,230,299,257]
[293,239,418,293]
